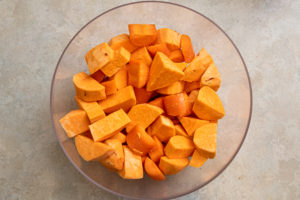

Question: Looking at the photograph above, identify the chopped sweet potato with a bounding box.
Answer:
[85,42,114,74]
[91,70,105,83]
[169,49,184,62]
[182,56,206,82]
[89,109,131,142]
[197,48,214,68]
[118,146,143,179]
[175,62,187,71]
[73,72,106,102]
[100,47,130,77]
[192,86,225,120]
[75,96,105,123]
[200,63,221,91]
[174,124,188,137]
[109,65,128,90]
[134,87,154,104]
[126,125,156,155]
[148,97,164,110]
[157,81,185,95]
[130,47,152,66]
[128,24,157,46]
[128,61,149,88]
[180,34,195,63]
[159,156,188,175]
[163,92,191,117]
[126,103,163,132]
[101,79,117,96]
[188,90,199,106]
[193,123,217,158]
[189,150,208,168]
[144,157,166,181]
[178,116,209,136]
[149,115,175,142]
[164,135,194,158]
[147,52,184,91]
[149,136,164,163]
[156,28,181,50]
[110,132,126,143]
[108,33,138,52]
[147,43,171,57]
[75,134,113,161]
[101,139,124,171]
[99,86,136,113]
[184,81,200,93]
[59,110,90,138]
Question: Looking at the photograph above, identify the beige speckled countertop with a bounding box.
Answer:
[0,0,299,199]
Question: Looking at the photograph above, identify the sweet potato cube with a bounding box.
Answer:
[197,48,214,68]
[101,139,124,171]
[149,136,164,163]
[200,63,221,91]
[163,92,191,117]
[128,61,149,88]
[89,109,131,142]
[156,28,181,50]
[59,110,90,138]
[75,96,105,123]
[147,52,184,91]
[178,116,209,136]
[128,24,157,47]
[157,81,185,95]
[149,115,175,142]
[75,134,113,161]
[144,157,166,181]
[159,156,188,175]
[85,42,114,74]
[109,65,128,90]
[169,49,184,62]
[184,81,200,93]
[99,86,136,113]
[110,132,126,143]
[148,97,164,110]
[118,146,143,179]
[182,56,206,82]
[174,124,188,137]
[193,86,225,120]
[100,47,130,77]
[73,72,106,102]
[101,79,117,96]
[126,125,156,155]
[193,123,217,158]
[180,34,195,63]
[188,90,199,106]
[91,70,105,83]
[175,62,187,71]
[126,103,163,132]
[108,33,138,52]
[134,87,154,104]
[130,47,152,66]
[164,135,194,158]
[189,150,208,168]
[147,43,171,57]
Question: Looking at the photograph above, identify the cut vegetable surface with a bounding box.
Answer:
[129,24,157,47]
[75,96,105,123]
[149,115,175,142]
[118,146,143,179]
[180,34,194,63]
[108,33,138,52]
[164,135,194,158]
[144,157,166,181]
[101,139,124,171]
[128,61,149,88]
[159,156,189,175]
[178,116,209,136]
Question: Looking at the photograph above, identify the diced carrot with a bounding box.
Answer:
[180,34,195,63]
[128,24,157,47]
[144,157,166,181]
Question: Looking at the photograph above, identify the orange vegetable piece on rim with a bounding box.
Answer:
[147,43,171,57]
[118,146,143,179]
[182,56,206,82]
[144,157,166,181]
[128,61,149,88]
[128,24,157,47]
[59,110,90,138]
[159,156,189,175]
[108,33,138,52]
[130,47,152,66]
[197,48,214,68]
[189,149,208,168]
[180,34,195,63]
[169,49,184,62]
[156,28,181,50]
[200,63,221,91]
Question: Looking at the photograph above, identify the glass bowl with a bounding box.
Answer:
[50,2,252,199]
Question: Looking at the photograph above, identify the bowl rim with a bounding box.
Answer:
[50,1,253,199]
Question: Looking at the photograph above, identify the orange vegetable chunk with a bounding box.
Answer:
[156,28,181,50]
[184,81,200,93]
[180,34,195,63]
[148,97,164,110]
[75,96,105,123]
[164,135,194,158]
[118,146,143,179]
[200,63,221,91]
[109,65,128,90]
[147,43,171,57]
[174,124,188,137]
[159,156,188,175]
[197,48,214,68]
[147,52,184,91]
[144,157,166,181]
[99,85,136,113]
[192,86,225,120]
[163,93,191,117]
[130,47,152,66]
[73,72,106,102]
[193,123,217,158]
[182,56,206,82]
[149,115,175,142]
[134,87,154,104]
[128,61,149,88]
[59,110,90,138]
[157,81,185,95]
[91,70,105,83]
[149,136,164,163]
[101,79,117,96]
[89,109,131,142]
[128,24,157,47]
[189,150,208,168]
[178,116,209,136]
[188,90,199,106]
[108,33,138,52]
[75,134,113,161]
[101,139,124,171]
[175,62,187,71]
[169,50,184,62]
[109,132,126,143]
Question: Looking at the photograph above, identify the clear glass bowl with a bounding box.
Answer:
[50,2,252,199]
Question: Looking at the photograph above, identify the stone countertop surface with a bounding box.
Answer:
[0,0,299,199]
